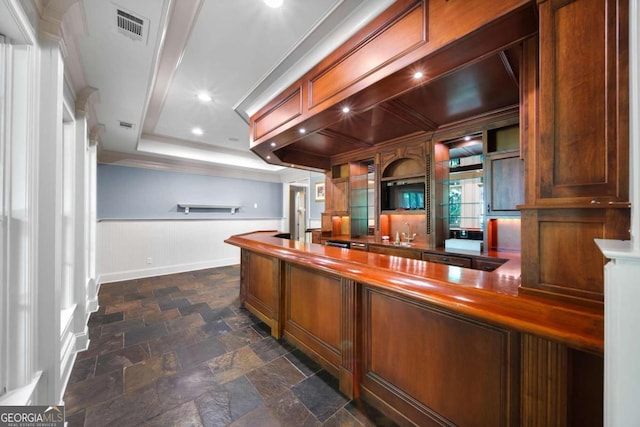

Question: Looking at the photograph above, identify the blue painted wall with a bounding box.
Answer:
[309,175,325,220]
[97,164,283,219]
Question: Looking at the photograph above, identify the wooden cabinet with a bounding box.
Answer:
[484,123,524,217]
[331,178,349,214]
[422,251,473,268]
[536,0,628,204]
[486,150,524,215]
[360,287,520,426]
[521,207,629,302]
[521,0,631,303]
[377,137,431,245]
[282,264,357,397]
[369,244,422,260]
[473,257,506,272]
[229,235,606,427]
[240,249,282,337]
[326,163,349,215]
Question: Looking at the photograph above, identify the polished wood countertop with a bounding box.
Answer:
[326,234,523,277]
[225,231,603,354]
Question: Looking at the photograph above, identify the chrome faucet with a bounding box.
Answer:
[402,222,416,243]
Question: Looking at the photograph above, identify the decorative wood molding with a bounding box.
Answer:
[521,334,568,426]
[340,278,358,397]
[38,0,81,43]
[76,86,99,117]
[89,124,105,147]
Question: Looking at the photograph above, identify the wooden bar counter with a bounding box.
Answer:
[225,231,604,426]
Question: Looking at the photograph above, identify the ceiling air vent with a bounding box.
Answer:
[118,121,135,130]
[114,6,148,43]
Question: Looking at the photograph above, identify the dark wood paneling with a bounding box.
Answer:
[428,0,532,48]
[243,250,281,337]
[521,334,568,426]
[310,2,427,109]
[521,337,602,427]
[226,231,604,355]
[422,252,472,268]
[398,54,519,127]
[487,152,524,212]
[340,279,358,397]
[331,179,348,214]
[521,207,630,302]
[284,264,342,369]
[249,1,538,169]
[368,244,422,260]
[568,349,604,427]
[252,86,302,142]
[362,287,519,426]
[537,0,628,202]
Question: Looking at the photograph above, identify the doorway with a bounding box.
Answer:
[289,186,307,241]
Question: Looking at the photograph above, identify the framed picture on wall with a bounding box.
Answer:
[314,182,325,202]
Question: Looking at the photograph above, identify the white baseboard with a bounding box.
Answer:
[74,327,90,353]
[86,297,99,314]
[0,371,43,405]
[97,257,240,285]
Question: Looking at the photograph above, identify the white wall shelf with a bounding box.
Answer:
[177,204,240,214]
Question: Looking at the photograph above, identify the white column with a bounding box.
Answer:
[597,242,640,427]
[596,2,640,425]
[86,126,100,309]
[33,38,64,405]
[72,113,89,351]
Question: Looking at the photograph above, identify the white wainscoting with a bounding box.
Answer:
[97,219,283,284]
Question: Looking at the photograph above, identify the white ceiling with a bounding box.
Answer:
[71,0,395,174]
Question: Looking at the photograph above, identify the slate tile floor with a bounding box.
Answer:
[64,265,397,426]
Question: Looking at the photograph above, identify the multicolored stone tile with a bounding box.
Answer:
[63,266,398,427]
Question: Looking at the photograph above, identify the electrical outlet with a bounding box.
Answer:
[146,257,153,265]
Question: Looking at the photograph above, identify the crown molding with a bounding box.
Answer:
[76,86,99,116]
[38,0,81,43]
[97,149,286,183]
[233,0,395,123]
[89,124,105,147]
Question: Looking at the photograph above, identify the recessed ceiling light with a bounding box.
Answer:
[197,92,212,102]
[464,135,471,141]
[192,127,203,135]
[299,128,306,134]
[270,142,276,147]
[266,155,271,160]
[264,0,283,8]
[413,71,424,79]
[342,106,350,113]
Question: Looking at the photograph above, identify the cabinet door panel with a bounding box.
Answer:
[422,252,472,268]
[284,264,342,368]
[332,179,349,214]
[361,288,519,426]
[521,207,630,301]
[488,153,524,213]
[368,244,422,260]
[537,0,628,202]
[242,250,281,336]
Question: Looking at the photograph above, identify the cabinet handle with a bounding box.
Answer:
[608,201,632,207]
